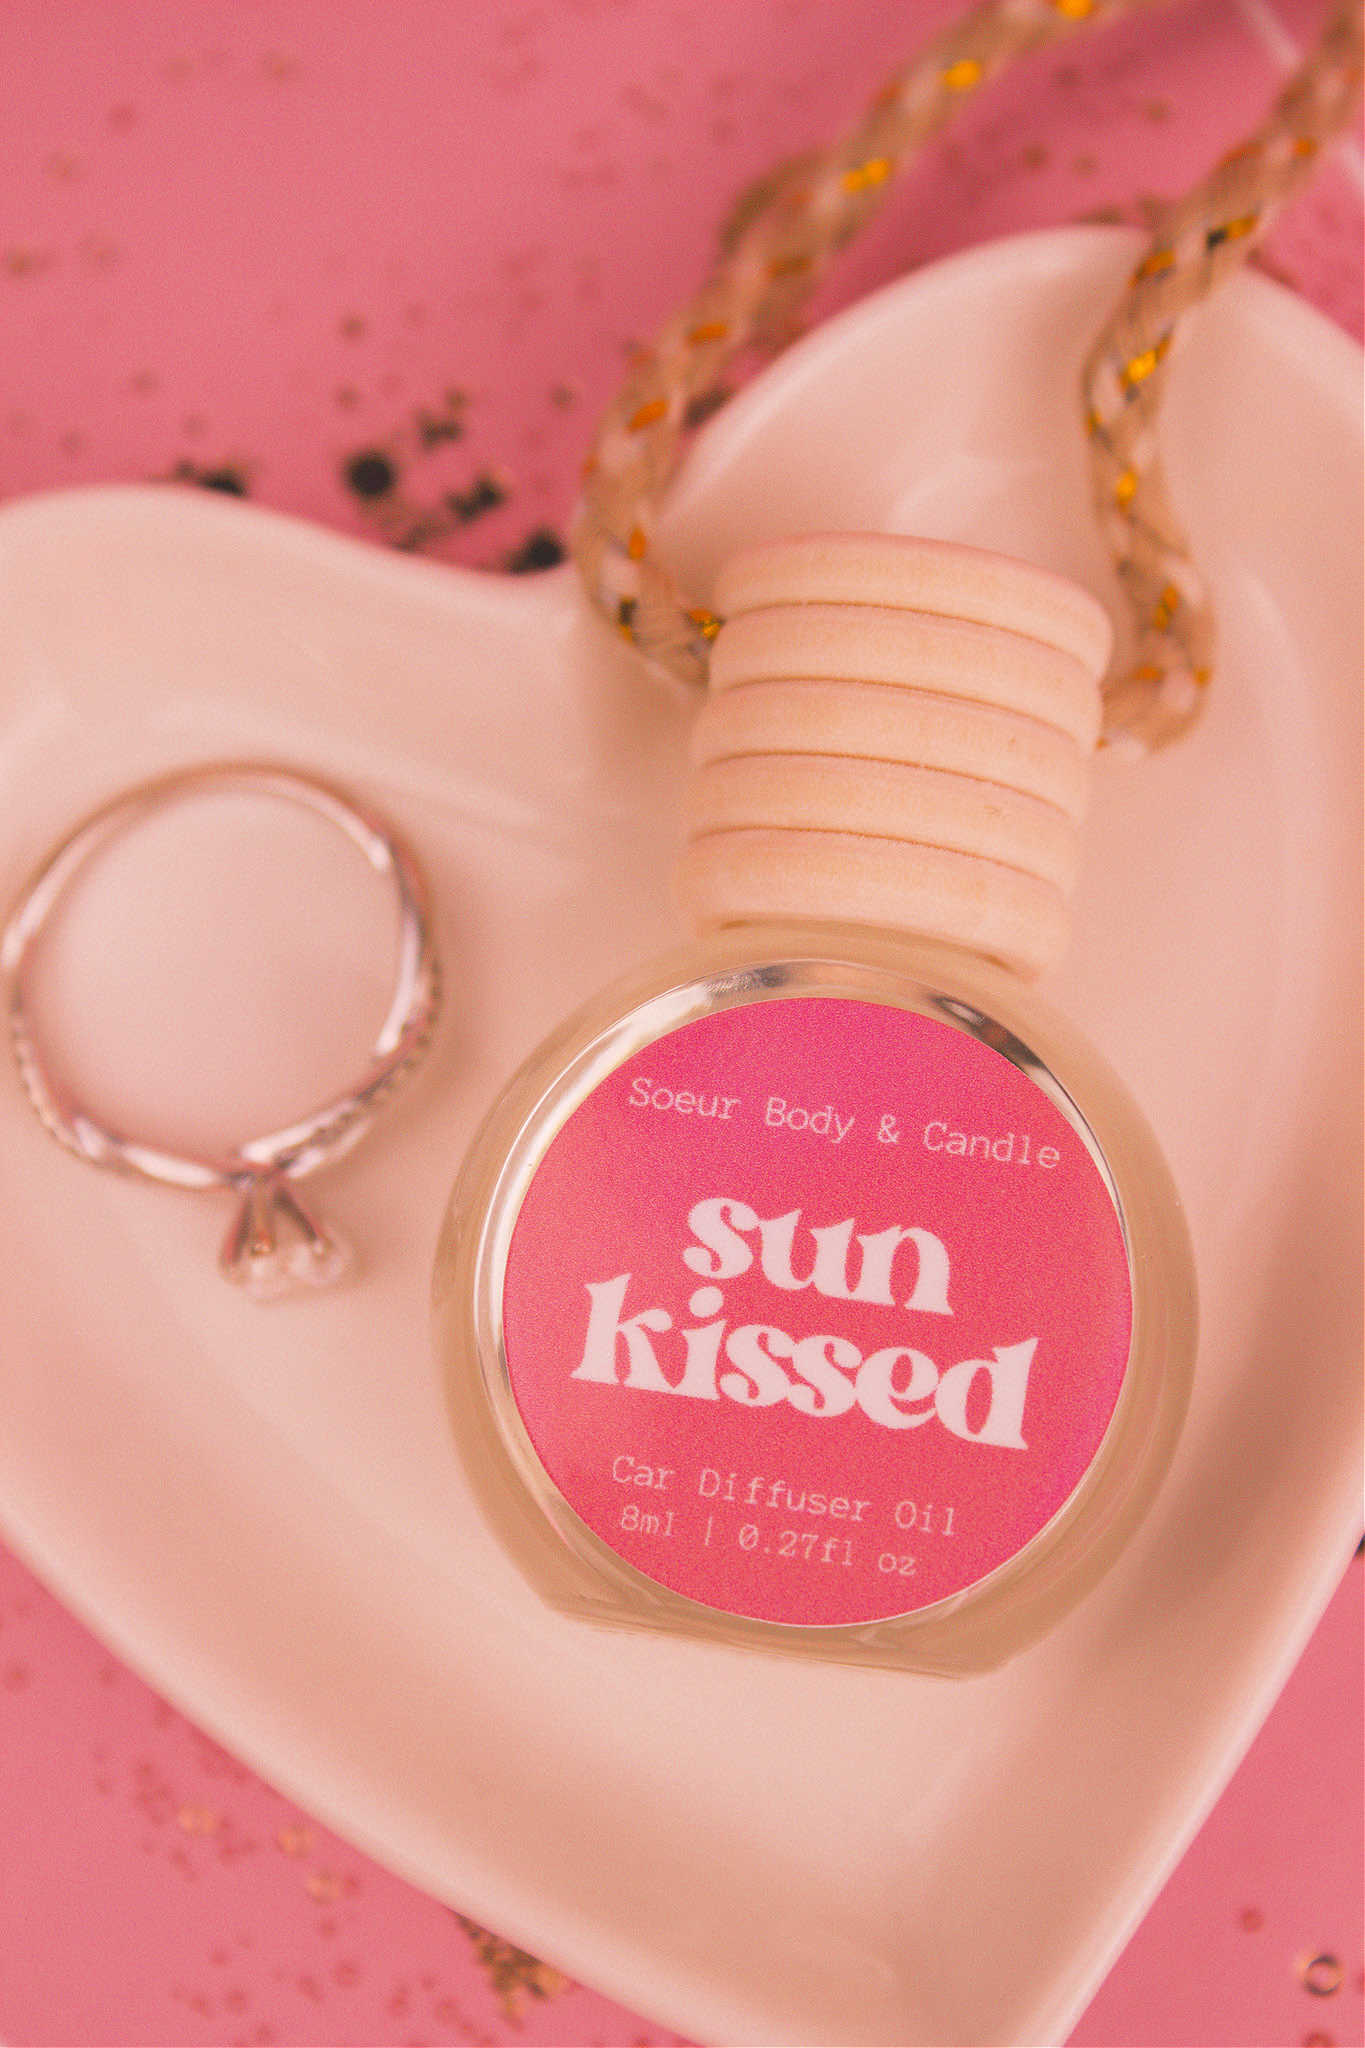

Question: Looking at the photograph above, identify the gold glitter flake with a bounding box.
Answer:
[1135,247,1176,281]
[626,525,648,560]
[304,1870,345,1903]
[1206,213,1259,250]
[1113,468,1138,505]
[176,1805,220,1835]
[454,1915,568,2020]
[1299,1953,1343,1997]
[942,58,983,92]
[840,155,893,193]
[627,397,668,431]
[4,247,53,278]
[276,1823,313,1857]
[1120,332,1171,390]
[1152,583,1180,628]
[688,607,722,641]
[1053,0,1095,16]
[686,319,730,344]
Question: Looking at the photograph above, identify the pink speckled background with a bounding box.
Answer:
[0,5,1361,2045]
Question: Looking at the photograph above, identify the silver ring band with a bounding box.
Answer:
[2,762,441,1297]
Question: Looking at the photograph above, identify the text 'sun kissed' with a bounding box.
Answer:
[570,1196,1037,1447]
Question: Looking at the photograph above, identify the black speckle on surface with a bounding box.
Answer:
[684,385,730,431]
[446,471,507,523]
[504,527,566,573]
[344,448,398,499]
[170,459,250,496]
[415,391,467,448]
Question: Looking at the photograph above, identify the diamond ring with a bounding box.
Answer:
[1,762,440,1299]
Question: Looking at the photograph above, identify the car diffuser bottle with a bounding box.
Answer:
[433,534,1196,1675]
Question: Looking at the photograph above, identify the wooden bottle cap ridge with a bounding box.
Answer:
[685,755,1080,893]
[690,678,1092,820]
[714,530,1114,675]
[710,605,1100,749]
[675,829,1071,977]
[678,534,1112,978]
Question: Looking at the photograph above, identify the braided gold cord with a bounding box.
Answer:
[572,0,1363,750]
[1083,0,1363,749]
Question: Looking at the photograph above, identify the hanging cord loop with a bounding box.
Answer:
[1081,0,1363,748]
[571,0,1362,752]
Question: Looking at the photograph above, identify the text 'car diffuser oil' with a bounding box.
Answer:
[433,534,1196,1675]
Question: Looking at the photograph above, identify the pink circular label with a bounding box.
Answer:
[500,996,1132,1626]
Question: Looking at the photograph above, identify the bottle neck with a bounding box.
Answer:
[676,914,1029,993]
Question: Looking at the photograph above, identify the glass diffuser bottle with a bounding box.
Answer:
[433,533,1196,1676]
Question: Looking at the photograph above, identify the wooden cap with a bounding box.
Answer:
[677,533,1111,977]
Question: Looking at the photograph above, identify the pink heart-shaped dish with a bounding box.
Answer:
[0,229,1359,2046]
